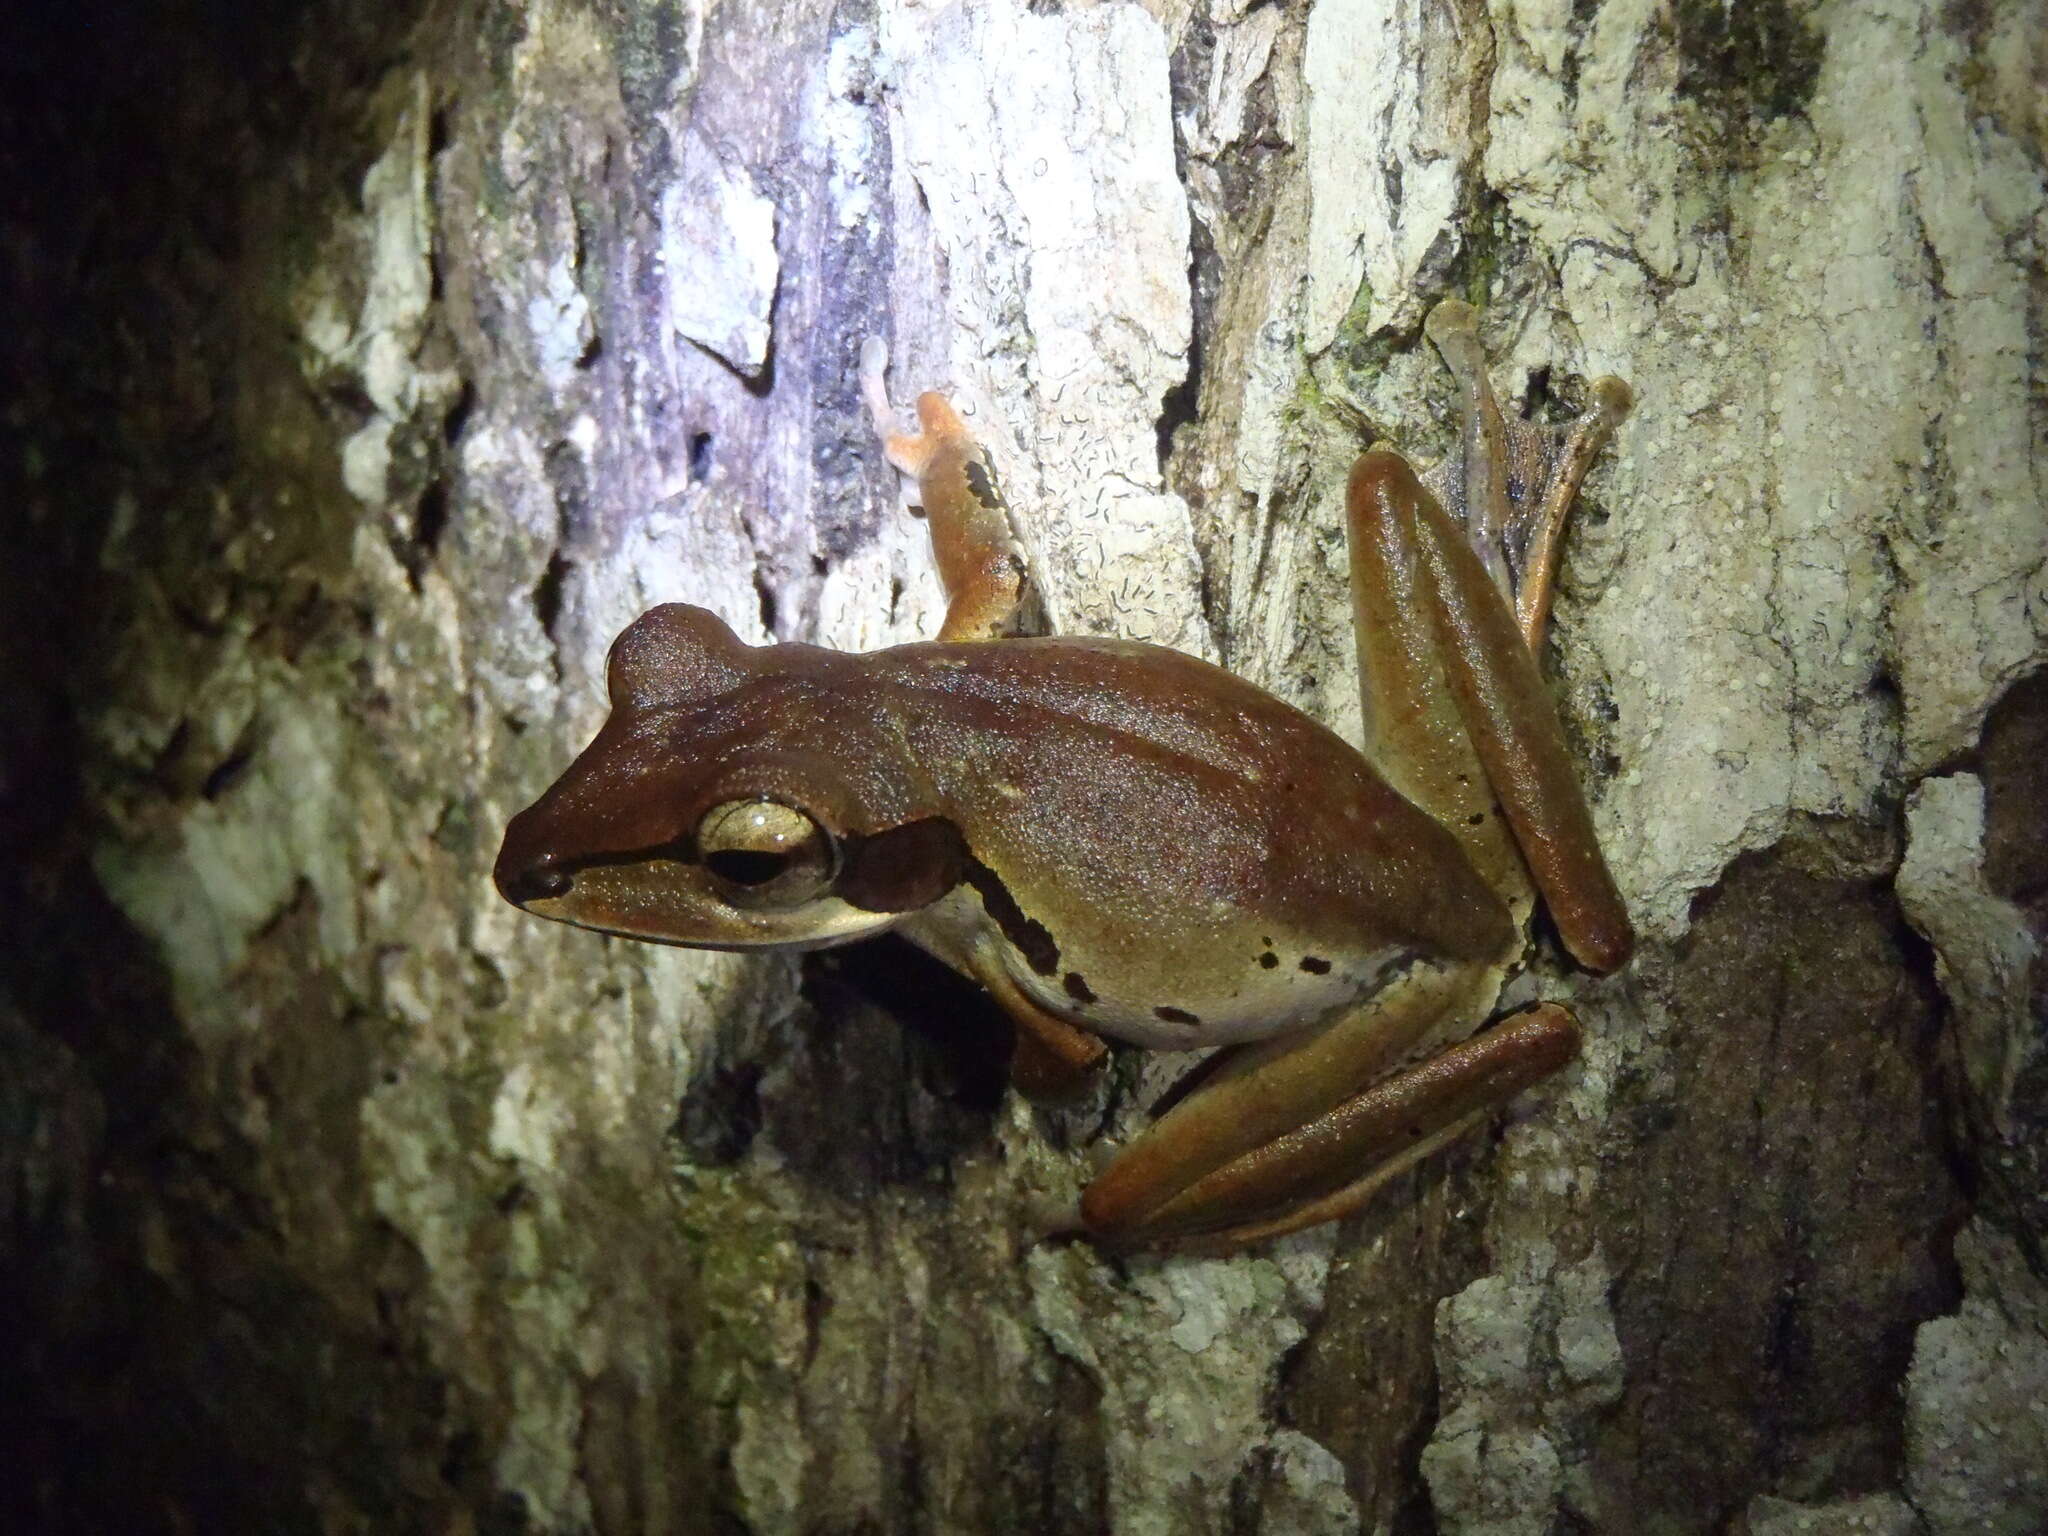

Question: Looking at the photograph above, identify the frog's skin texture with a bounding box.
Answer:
[496,302,1634,1251]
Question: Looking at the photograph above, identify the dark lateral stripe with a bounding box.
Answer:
[962,858,1061,976]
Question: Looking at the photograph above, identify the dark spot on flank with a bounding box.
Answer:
[1299,956,1333,975]
[1258,951,1279,969]
[963,456,1006,511]
[1467,812,1485,825]
[963,860,1060,976]
[1155,1006,1201,1027]
[1064,972,1096,1005]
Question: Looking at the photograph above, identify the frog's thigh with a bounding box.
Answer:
[1348,451,1520,894]
[1348,453,1631,973]
[1079,961,1481,1244]
[1149,1005,1582,1252]
[1080,993,1581,1251]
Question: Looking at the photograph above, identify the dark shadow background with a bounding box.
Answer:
[2,6,456,1531]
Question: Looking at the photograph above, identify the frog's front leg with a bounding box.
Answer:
[1080,305,1633,1251]
[860,337,1027,642]
[861,340,1109,1097]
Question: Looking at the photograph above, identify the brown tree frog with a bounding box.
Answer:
[495,301,1634,1251]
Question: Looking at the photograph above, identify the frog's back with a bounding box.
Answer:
[866,637,1510,986]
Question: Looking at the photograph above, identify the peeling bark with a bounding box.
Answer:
[3,2,2043,1534]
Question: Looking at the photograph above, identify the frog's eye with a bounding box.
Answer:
[695,799,838,909]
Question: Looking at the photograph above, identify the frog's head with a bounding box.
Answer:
[495,604,965,950]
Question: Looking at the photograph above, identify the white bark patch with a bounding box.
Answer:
[1257,1429,1361,1534]
[823,25,881,230]
[661,129,781,377]
[1544,0,2046,936]
[357,91,438,413]
[1303,0,1478,345]
[877,0,1202,653]
[92,690,358,1030]
[1423,1252,1623,1535]
[1906,1222,2048,1534]
[292,77,461,505]
[1176,5,1303,514]
[1179,5,1283,161]
[1029,1243,1321,1536]
[1899,775,2039,1137]
[526,254,594,385]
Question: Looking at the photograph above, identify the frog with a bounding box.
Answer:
[494,299,1635,1251]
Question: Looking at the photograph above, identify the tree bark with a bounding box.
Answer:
[3,1,2043,1533]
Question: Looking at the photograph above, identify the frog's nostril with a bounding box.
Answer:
[500,856,574,905]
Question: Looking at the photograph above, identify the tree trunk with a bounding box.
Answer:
[4,1,2043,1532]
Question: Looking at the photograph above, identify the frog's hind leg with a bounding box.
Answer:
[859,337,1027,642]
[1148,1006,1581,1250]
[1417,300,1633,651]
[1078,961,1580,1250]
[1349,315,1635,976]
[1080,306,1633,1253]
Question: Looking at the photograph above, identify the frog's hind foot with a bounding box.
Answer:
[1418,299,1632,652]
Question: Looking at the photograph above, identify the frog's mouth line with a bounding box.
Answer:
[527,907,880,954]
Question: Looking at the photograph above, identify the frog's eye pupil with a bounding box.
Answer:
[695,799,836,909]
[705,849,788,887]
